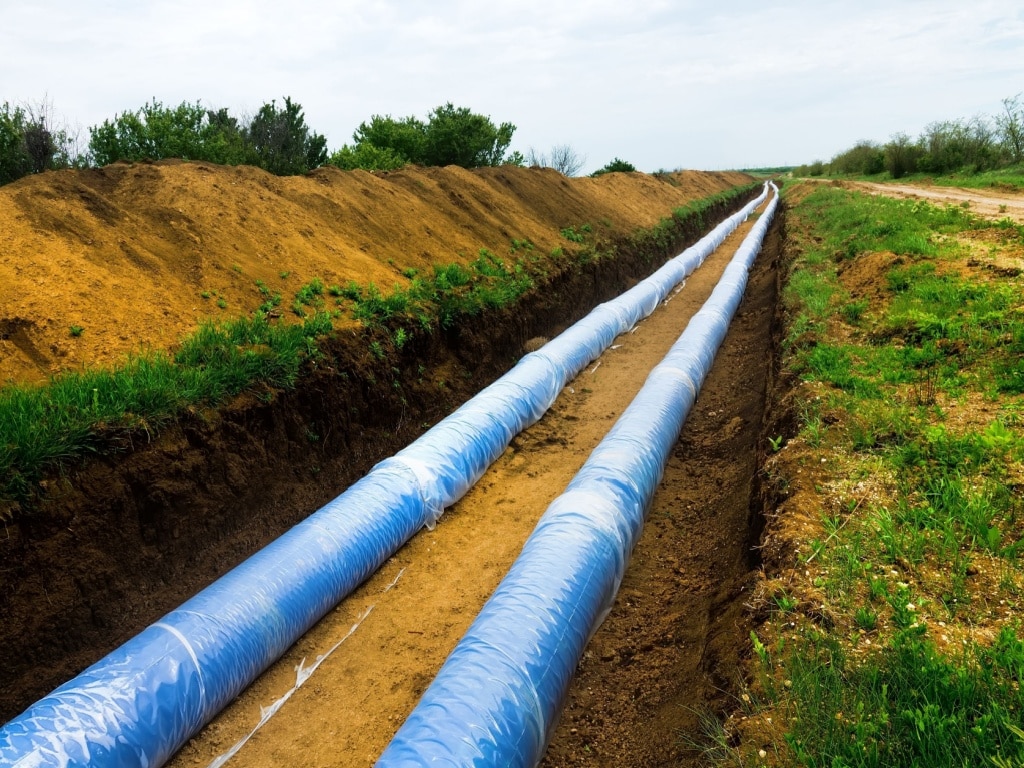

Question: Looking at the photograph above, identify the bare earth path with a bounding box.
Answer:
[167,201,778,767]
[837,179,1024,222]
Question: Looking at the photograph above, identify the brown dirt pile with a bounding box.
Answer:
[0,163,747,385]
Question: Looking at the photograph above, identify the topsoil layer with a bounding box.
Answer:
[0,163,753,725]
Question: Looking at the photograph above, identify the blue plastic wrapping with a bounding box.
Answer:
[377,185,779,767]
[0,184,770,768]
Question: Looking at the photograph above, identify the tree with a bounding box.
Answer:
[202,107,250,166]
[0,103,31,184]
[996,93,1024,164]
[591,157,636,176]
[350,114,426,165]
[831,141,885,175]
[525,144,586,176]
[89,99,237,165]
[245,97,327,175]
[884,132,921,179]
[87,97,326,175]
[89,99,205,165]
[1,99,79,185]
[917,116,999,174]
[327,103,517,171]
[421,103,515,168]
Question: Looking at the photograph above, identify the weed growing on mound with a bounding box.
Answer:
[292,277,325,317]
[342,247,534,332]
[726,184,1024,767]
[0,312,333,516]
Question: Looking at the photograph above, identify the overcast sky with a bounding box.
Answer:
[2,1,1022,173]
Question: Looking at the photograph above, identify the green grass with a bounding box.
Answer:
[780,627,1024,767]
[736,183,1024,767]
[926,165,1024,191]
[342,248,534,331]
[292,277,325,317]
[0,312,332,514]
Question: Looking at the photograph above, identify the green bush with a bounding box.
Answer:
[87,96,325,175]
[327,103,516,171]
[591,157,636,176]
[1,100,78,185]
[246,97,327,175]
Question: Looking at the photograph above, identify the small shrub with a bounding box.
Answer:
[591,157,636,176]
[560,226,588,243]
[394,327,409,349]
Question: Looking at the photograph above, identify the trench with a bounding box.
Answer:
[0,189,759,726]
[157,197,782,767]
[543,205,783,767]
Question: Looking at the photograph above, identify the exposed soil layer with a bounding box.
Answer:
[0,166,753,724]
[164,198,781,767]
[0,162,748,385]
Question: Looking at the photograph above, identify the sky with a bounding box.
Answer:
[2,0,1022,174]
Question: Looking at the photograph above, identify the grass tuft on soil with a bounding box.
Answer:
[720,183,1024,767]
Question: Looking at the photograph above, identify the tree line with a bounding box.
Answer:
[0,96,636,186]
[796,94,1024,179]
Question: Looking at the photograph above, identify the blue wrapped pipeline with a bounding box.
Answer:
[0,184,769,768]
[377,185,779,767]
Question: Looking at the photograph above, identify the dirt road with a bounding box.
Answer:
[166,201,779,767]
[836,179,1024,222]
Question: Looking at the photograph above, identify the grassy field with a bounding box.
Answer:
[715,183,1024,766]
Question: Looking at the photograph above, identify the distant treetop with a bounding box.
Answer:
[87,97,326,176]
[591,157,636,176]
[328,103,517,171]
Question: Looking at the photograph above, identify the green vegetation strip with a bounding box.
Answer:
[725,185,1024,767]
[0,183,757,518]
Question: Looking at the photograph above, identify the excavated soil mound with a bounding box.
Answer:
[0,163,753,724]
[0,163,747,385]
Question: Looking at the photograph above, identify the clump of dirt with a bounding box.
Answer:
[0,163,754,723]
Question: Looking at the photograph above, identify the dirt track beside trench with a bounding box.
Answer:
[829,179,1024,223]
[166,199,780,768]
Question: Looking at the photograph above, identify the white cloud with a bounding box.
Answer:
[1,0,1022,171]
